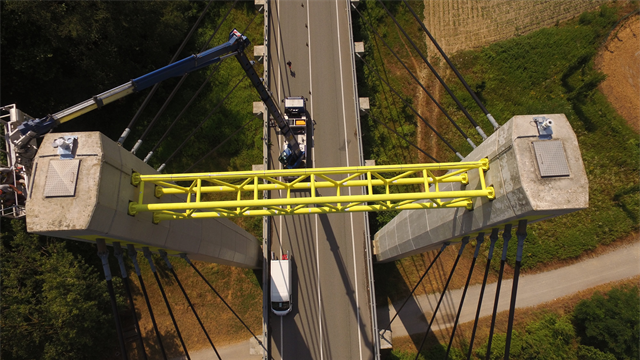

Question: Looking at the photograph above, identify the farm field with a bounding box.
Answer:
[421,0,608,55]
[596,12,640,132]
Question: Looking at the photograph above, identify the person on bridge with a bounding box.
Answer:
[0,166,24,186]
[287,61,292,71]
[0,183,25,206]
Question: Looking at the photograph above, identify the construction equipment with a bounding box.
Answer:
[278,96,309,169]
[2,29,308,216]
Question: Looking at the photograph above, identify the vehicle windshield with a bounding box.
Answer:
[271,301,290,311]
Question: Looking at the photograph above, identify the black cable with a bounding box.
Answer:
[357,53,463,160]
[156,74,247,172]
[113,243,147,360]
[144,8,256,164]
[143,64,221,163]
[118,0,215,146]
[368,111,439,163]
[126,245,168,360]
[414,239,469,360]
[387,243,448,329]
[401,0,500,131]
[201,0,240,53]
[352,4,477,149]
[107,278,129,360]
[484,225,511,360]
[185,115,259,173]
[97,246,129,360]
[375,0,487,140]
[159,251,221,360]
[505,220,527,360]
[180,254,263,346]
[142,248,190,360]
[445,235,483,359]
[133,1,240,156]
[465,229,498,360]
[131,75,190,154]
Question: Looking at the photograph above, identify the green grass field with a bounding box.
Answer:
[358,2,639,272]
[439,4,639,270]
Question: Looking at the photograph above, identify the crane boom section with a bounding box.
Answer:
[234,50,301,157]
[17,29,249,139]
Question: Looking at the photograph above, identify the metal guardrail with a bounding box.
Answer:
[0,104,34,218]
[344,0,381,356]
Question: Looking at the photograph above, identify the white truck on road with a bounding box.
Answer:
[270,252,293,316]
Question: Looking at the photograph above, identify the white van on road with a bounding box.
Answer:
[270,252,293,316]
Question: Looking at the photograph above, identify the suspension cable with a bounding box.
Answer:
[143,9,258,163]
[184,115,260,173]
[159,251,221,360]
[387,243,448,329]
[117,0,215,146]
[375,0,487,140]
[96,239,129,360]
[485,225,511,359]
[156,74,247,172]
[367,111,439,163]
[143,64,220,163]
[401,0,500,130]
[142,248,190,360]
[132,1,241,156]
[357,54,463,160]
[127,245,168,360]
[466,229,499,360]
[143,8,256,164]
[180,254,264,349]
[414,238,469,360]
[445,234,484,359]
[113,243,148,360]
[505,220,527,360]
[352,4,476,149]
[131,75,191,155]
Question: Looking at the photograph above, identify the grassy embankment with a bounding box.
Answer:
[355,2,640,359]
[357,2,639,307]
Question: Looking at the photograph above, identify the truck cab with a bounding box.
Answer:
[270,251,293,316]
[278,96,309,171]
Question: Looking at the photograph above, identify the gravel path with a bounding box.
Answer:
[377,240,640,338]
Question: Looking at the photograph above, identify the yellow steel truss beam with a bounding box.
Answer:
[128,160,494,222]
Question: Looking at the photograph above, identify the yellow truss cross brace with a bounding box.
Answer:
[128,159,494,223]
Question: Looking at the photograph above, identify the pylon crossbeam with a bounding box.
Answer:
[129,160,493,222]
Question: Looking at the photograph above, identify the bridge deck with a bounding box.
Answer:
[265,1,377,359]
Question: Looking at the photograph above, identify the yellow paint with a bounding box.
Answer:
[130,160,495,222]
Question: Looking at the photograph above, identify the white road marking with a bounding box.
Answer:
[276,3,284,358]
[333,1,362,359]
[305,1,323,359]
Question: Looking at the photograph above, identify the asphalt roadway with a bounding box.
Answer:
[265,1,376,359]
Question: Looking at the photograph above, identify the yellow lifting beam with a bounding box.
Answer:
[128,159,494,223]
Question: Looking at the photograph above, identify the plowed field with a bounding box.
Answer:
[596,13,640,133]
[422,0,608,55]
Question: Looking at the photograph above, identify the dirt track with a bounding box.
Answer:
[421,0,607,55]
[596,13,640,133]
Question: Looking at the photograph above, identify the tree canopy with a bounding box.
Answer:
[1,219,119,360]
[573,285,640,360]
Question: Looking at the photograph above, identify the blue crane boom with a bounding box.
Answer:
[14,29,303,168]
